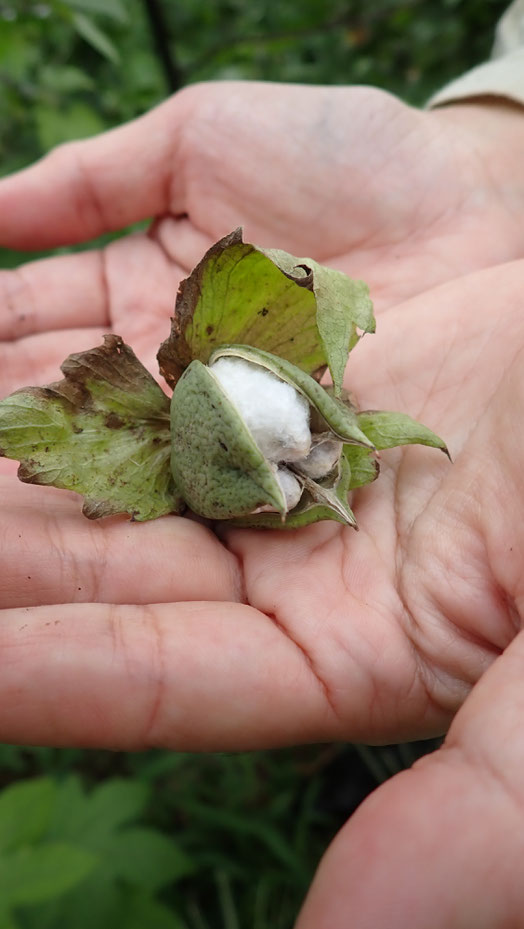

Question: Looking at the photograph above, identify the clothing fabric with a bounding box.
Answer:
[428,0,524,108]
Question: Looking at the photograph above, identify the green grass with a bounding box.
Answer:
[0,740,441,927]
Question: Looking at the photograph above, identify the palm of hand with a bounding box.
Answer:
[2,260,523,756]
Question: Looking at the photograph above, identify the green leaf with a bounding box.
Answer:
[49,778,149,846]
[157,229,375,396]
[261,247,375,396]
[343,445,380,490]
[357,410,449,455]
[22,872,125,929]
[170,360,287,519]
[39,65,95,94]
[44,776,87,843]
[0,335,182,521]
[0,26,39,80]
[0,903,18,929]
[122,891,187,929]
[35,102,105,150]
[63,0,128,22]
[0,843,97,905]
[103,828,195,891]
[0,778,55,853]
[158,229,319,387]
[210,345,374,449]
[72,12,120,63]
[85,780,149,834]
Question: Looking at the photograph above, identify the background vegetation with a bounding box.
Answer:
[0,1,509,926]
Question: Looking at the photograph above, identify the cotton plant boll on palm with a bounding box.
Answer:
[0,229,449,530]
[295,438,343,479]
[210,356,311,462]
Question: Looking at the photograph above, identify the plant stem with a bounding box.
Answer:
[141,0,183,93]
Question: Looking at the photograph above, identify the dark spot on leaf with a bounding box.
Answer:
[258,307,269,317]
[206,325,214,335]
[218,440,228,452]
[18,462,43,484]
[105,412,124,429]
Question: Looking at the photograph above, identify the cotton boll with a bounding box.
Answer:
[276,468,303,510]
[295,439,342,479]
[210,357,311,462]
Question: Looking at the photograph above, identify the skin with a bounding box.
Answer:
[1,82,524,926]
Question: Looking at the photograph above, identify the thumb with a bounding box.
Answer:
[297,627,524,929]
[0,88,197,250]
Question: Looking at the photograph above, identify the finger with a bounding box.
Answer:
[149,215,214,276]
[0,476,242,608]
[0,92,192,249]
[0,600,337,750]
[0,326,109,395]
[0,231,181,343]
[0,251,109,341]
[297,630,524,929]
[90,233,182,355]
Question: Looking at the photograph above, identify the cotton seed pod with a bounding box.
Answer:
[170,344,374,525]
[0,231,449,527]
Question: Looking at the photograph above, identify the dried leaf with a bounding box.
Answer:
[0,336,181,521]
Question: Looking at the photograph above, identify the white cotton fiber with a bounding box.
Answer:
[210,357,311,462]
[275,468,302,510]
[295,439,342,479]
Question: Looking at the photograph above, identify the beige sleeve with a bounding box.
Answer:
[428,0,524,108]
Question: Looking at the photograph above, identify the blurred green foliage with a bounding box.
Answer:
[0,1,507,926]
[0,0,509,176]
[0,740,439,928]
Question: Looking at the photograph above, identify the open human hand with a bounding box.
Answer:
[1,259,523,763]
[3,83,524,924]
[2,82,524,396]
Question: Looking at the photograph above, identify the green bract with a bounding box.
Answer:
[0,229,448,529]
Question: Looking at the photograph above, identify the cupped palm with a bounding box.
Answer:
[1,261,522,752]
